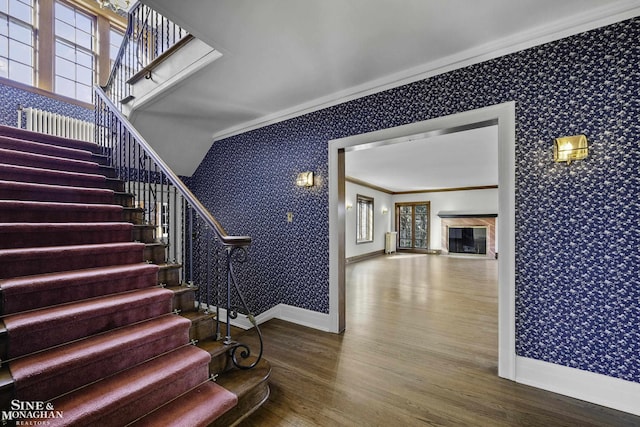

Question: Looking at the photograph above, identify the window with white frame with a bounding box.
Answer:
[0,0,35,86]
[54,1,95,103]
[356,194,374,243]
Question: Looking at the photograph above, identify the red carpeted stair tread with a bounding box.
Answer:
[0,125,256,425]
[0,222,134,249]
[3,287,174,358]
[0,200,123,223]
[10,315,192,401]
[0,163,108,188]
[0,125,102,154]
[0,242,145,279]
[0,135,94,162]
[0,263,160,314]
[0,148,102,175]
[0,180,114,204]
[130,381,238,427]
[40,346,212,427]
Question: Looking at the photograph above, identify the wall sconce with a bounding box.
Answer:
[346,202,353,210]
[554,134,588,164]
[381,207,388,215]
[296,171,314,187]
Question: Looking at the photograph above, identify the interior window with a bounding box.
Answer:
[356,194,374,243]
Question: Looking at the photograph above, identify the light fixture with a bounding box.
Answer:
[96,0,130,13]
[346,203,353,210]
[381,207,388,215]
[296,171,314,187]
[554,134,588,164]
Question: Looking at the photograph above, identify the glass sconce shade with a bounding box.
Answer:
[296,171,314,187]
[554,134,588,164]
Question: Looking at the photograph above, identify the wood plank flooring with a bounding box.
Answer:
[238,254,640,426]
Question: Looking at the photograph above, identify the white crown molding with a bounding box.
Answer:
[212,1,640,142]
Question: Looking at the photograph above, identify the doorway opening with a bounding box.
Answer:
[328,102,516,380]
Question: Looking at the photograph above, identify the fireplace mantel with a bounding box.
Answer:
[438,211,497,218]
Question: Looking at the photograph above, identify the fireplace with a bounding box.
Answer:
[438,212,497,258]
[448,226,487,255]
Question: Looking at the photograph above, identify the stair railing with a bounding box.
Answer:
[94,86,263,370]
[102,1,189,109]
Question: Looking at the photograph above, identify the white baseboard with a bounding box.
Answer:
[214,304,331,332]
[516,356,640,416]
[277,304,332,331]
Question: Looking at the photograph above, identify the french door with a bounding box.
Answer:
[396,202,430,250]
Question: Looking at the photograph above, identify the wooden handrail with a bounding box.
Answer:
[94,86,251,247]
[102,1,142,92]
[127,35,195,85]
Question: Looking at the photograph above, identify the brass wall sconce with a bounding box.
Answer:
[554,134,588,164]
[296,171,314,187]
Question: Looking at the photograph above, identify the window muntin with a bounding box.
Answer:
[0,1,126,104]
[0,0,34,86]
[396,202,430,250]
[356,194,374,243]
[54,1,95,103]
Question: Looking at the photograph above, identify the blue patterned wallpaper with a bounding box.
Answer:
[0,82,93,127]
[189,18,639,383]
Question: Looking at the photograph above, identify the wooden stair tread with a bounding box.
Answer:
[180,310,216,322]
[196,337,230,358]
[211,359,271,427]
[134,224,156,229]
[0,124,268,424]
[145,242,167,248]
[158,262,182,271]
[166,284,198,293]
[216,358,270,395]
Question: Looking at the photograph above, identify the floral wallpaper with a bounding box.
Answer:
[0,82,93,128]
[173,17,638,383]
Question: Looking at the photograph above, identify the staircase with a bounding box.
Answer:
[0,125,269,426]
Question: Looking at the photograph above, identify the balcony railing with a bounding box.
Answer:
[94,86,263,369]
[103,1,189,107]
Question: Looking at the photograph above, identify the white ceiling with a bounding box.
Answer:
[137,0,640,185]
[345,125,498,192]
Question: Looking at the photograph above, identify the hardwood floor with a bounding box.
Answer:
[238,254,639,426]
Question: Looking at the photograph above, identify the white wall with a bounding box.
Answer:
[392,188,498,250]
[345,182,393,258]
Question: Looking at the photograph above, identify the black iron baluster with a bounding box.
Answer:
[93,86,260,370]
